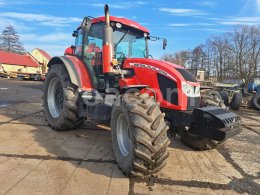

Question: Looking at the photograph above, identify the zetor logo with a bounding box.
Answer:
[129,63,174,80]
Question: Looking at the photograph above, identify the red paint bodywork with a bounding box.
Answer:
[64,47,74,55]
[119,58,200,110]
[61,16,200,111]
[62,53,200,110]
[66,55,93,90]
[93,16,149,33]
[102,44,113,73]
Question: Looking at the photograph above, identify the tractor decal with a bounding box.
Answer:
[129,63,175,80]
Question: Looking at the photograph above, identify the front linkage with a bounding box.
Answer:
[164,106,242,150]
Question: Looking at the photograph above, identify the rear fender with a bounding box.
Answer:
[48,56,93,90]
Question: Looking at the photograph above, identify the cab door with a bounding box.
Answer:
[73,28,98,88]
[83,23,105,90]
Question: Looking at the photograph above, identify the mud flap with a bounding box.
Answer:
[190,106,242,141]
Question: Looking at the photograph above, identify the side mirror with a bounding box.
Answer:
[72,31,78,37]
[163,39,167,50]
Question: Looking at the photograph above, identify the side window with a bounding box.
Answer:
[84,37,103,60]
[75,29,84,57]
[84,23,104,70]
[84,24,103,60]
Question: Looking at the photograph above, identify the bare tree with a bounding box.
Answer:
[161,25,260,83]
[0,25,25,54]
[161,51,189,67]
[190,45,207,69]
[248,27,260,78]
[228,26,259,85]
[209,35,230,81]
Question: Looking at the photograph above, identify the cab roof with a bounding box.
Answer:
[92,16,149,33]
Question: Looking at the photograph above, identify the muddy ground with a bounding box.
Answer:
[0,78,259,195]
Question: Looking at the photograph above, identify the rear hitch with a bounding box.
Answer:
[190,106,242,141]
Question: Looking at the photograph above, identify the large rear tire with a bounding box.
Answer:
[111,93,170,176]
[219,91,229,106]
[43,64,84,130]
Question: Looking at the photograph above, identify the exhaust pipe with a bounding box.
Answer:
[103,4,113,73]
[104,4,110,26]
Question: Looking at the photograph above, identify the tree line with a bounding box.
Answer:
[161,25,260,85]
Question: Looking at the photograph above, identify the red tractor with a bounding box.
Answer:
[43,5,241,177]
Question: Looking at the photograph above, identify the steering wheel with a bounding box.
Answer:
[115,52,126,63]
[143,49,147,58]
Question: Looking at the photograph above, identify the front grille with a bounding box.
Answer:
[157,73,178,105]
[187,97,200,110]
[176,68,197,82]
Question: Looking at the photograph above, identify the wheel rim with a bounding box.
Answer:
[47,78,64,118]
[116,114,131,157]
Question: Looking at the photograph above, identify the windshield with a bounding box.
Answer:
[113,28,147,58]
[85,23,147,60]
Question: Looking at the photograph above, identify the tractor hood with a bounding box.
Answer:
[120,58,200,111]
[122,58,199,85]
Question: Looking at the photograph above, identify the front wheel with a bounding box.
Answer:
[111,93,170,176]
[182,90,226,150]
[180,129,223,150]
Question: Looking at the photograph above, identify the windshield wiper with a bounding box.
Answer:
[114,29,130,50]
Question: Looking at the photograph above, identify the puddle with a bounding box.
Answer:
[0,104,10,108]
[0,101,11,108]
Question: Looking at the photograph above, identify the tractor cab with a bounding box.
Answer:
[248,78,260,93]
[69,13,166,91]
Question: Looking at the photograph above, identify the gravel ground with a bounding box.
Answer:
[0,77,259,195]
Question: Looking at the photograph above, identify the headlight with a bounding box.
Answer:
[182,83,200,97]
[195,86,200,95]
[116,23,122,28]
[182,83,193,96]
[111,22,115,27]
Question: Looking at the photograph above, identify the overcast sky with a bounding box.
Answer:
[0,0,260,58]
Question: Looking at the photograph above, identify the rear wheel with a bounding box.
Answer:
[43,64,84,130]
[111,93,170,176]
[219,91,229,106]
